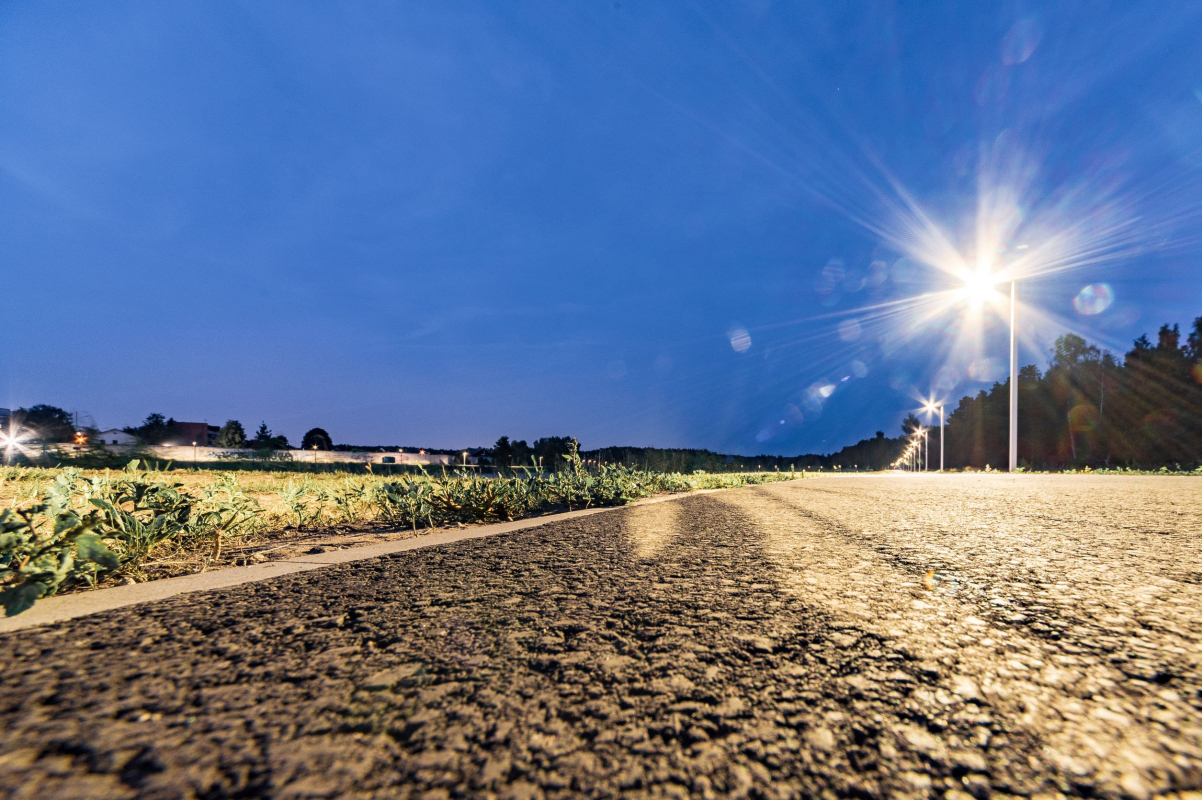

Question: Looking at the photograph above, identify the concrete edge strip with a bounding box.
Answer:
[0,487,735,633]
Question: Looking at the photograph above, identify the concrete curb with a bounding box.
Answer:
[0,490,724,633]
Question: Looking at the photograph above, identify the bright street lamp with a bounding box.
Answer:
[1,429,22,465]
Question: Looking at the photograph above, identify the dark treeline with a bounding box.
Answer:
[582,446,806,473]
[581,434,909,472]
[939,316,1202,469]
[485,429,906,473]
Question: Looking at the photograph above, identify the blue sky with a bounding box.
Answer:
[3,2,1201,453]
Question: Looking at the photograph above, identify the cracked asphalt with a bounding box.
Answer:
[2,475,1201,799]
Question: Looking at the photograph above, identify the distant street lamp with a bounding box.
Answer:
[1,426,22,465]
[192,441,198,462]
[313,444,319,463]
[462,450,469,467]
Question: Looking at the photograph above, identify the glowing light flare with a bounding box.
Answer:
[0,427,30,464]
[729,328,752,353]
[958,266,1003,306]
[1073,284,1115,316]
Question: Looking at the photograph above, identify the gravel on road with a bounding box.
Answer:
[1,475,1200,799]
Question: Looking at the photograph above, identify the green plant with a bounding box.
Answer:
[279,477,316,528]
[0,504,120,616]
[0,460,802,616]
[195,474,262,561]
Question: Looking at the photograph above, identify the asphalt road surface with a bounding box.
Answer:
[2,475,1201,799]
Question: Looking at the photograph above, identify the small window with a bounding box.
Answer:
[381,456,396,464]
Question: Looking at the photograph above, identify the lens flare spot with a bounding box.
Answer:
[933,366,960,394]
[838,318,862,342]
[968,358,1003,382]
[841,270,866,292]
[814,259,845,295]
[891,257,919,284]
[1192,361,1202,385]
[1073,284,1115,316]
[1069,403,1099,432]
[850,360,868,378]
[729,328,751,353]
[1001,18,1041,65]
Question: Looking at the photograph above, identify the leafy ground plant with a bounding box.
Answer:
[0,457,800,615]
[0,504,119,616]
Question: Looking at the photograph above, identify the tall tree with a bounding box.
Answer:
[12,405,75,443]
[1186,316,1202,361]
[125,413,169,445]
[900,413,922,436]
[301,427,332,450]
[939,318,1202,469]
[532,436,576,471]
[252,422,289,450]
[492,435,514,467]
[215,420,247,448]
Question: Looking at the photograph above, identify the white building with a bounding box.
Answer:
[94,429,138,446]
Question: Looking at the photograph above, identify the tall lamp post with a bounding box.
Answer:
[923,402,945,472]
[1008,281,1018,472]
[962,270,1019,472]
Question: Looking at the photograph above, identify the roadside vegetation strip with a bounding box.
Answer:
[0,445,798,617]
[0,503,638,633]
